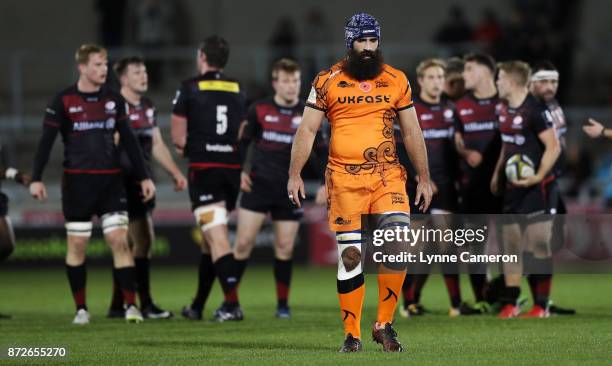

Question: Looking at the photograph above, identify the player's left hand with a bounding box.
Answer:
[287,174,305,208]
[173,172,187,192]
[414,175,433,212]
[140,179,156,202]
[512,174,542,188]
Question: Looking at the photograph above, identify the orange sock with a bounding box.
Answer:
[338,284,365,339]
[377,272,406,324]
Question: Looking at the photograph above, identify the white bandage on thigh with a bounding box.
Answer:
[336,231,363,280]
[194,205,228,232]
[65,222,93,237]
[101,211,129,234]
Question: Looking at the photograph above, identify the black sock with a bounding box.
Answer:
[469,273,487,302]
[235,259,248,283]
[134,257,152,307]
[534,274,552,309]
[413,273,429,304]
[443,274,462,308]
[115,267,137,306]
[215,254,239,308]
[502,286,520,306]
[110,268,123,309]
[402,274,415,308]
[66,264,87,311]
[532,257,553,309]
[274,258,293,308]
[523,252,536,301]
[192,254,216,311]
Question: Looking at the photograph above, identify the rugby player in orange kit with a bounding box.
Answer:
[288,13,432,352]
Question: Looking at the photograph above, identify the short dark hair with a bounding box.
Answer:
[271,58,301,80]
[199,35,230,68]
[531,60,557,73]
[463,52,496,74]
[113,56,145,77]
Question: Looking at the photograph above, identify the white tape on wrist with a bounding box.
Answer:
[5,167,18,180]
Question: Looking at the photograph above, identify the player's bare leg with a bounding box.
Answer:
[0,216,15,262]
[126,215,173,319]
[233,207,267,263]
[498,222,524,318]
[182,236,216,320]
[520,220,554,318]
[0,216,15,319]
[400,217,429,318]
[103,213,142,323]
[230,208,266,311]
[65,228,90,325]
[272,220,299,318]
[194,202,243,321]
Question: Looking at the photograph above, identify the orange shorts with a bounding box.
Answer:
[325,164,410,232]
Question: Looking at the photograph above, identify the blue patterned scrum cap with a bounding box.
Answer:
[344,13,381,49]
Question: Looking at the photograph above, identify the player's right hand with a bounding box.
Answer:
[240,171,253,193]
[29,181,47,201]
[173,172,187,192]
[414,175,433,212]
[466,150,483,168]
[287,174,305,208]
[140,179,156,202]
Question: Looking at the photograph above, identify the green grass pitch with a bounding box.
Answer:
[1,266,611,365]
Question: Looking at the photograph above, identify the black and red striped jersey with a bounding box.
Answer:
[32,84,148,181]
[119,97,156,174]
[498,94,553,176]
[544,98,567,176]
[241,98,327,182]
[454,92,502,184]
[172,71,247,169]
[395,96,458,186]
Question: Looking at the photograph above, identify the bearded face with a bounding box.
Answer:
[342,45,384,81]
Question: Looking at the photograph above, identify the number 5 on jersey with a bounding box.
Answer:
[216,105,228,135]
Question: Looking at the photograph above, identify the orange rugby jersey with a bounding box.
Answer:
[306,62,413,174]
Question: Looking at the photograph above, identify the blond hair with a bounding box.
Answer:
[75,43,107,65]
[416,58,447,78]
[498,60,531,86]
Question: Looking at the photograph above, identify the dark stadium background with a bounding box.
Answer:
[0,0,611,267]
